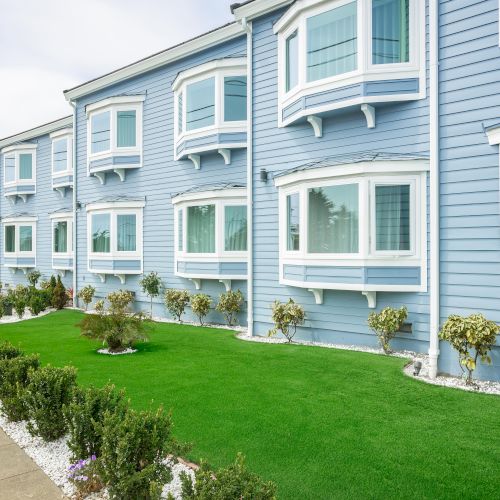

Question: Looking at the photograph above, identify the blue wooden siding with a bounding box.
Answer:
[89,155,141,171]
[177,260,247,276]
[438,0,500,380]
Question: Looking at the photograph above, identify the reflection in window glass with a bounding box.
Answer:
[225,205,247,251]
[117,214,137,251]
[92,213,110,253]
[287,193,300,251]
[5,156,15,183]
[117,111,137,147]
[53,139,68,172]
[187,205,215,253]
[91,111,111,153]
[5,226,15,253]
[186,78,215,131]
[19,226,33,252]
[224,76,247,122]
[19,154,33,180]
[286,31,299,92]
[54,221,68,253]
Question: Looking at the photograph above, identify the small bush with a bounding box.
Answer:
[24,365,77,441]
[367,306,408,354]
[77,285,96,311]
[64,383,128,461]
[268,299,305,343]
[0,354,40,421]
[0,296,5,319]
[28,289,46,316]
[216,289,244,326]
[164,289,191,322]
[190,294,212,326]
[139,272,163,318]
[26,269,41,287]
[181,453,277,500]
[9,285,29,319]
[51,275,67,310]
[439,313,499,385]
[68,455,103,498]
[0,341,23,360]
[100,406,184,500]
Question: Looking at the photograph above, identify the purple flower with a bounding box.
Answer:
[91,455,97,461]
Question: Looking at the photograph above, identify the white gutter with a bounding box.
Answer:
[70,100,78,306]
[428,0,439,378]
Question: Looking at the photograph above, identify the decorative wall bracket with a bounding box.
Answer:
[306,115,323,138]
[219,279,232,292]
[361,104,376,129]
[188,154,201,170]
[190,277,201,290]
[308,288,324,305]
[362,291,377,308]
[218,149,231,165]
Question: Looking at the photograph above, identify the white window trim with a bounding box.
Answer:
[86,95,145,171]
[274,0,426,127]
[486,125,500,197]
[1,144,37,188]
[50,128,73,179]
[2,217,37,259]
[49,212,74,265]
[172,58,247,158]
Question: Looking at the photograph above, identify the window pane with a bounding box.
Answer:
[286,31,299,92]
[187,205,215,253]
[91,111,111,153]
[375,184,410,251]
[5,226,15,253]
[287,193,300,251]
[186,77,215,131]
[225,205,247,251]
[308,184,359,253]
[372,0,409,64]
[178,94,183,134]
[5,156,15,183]
[224,76,247,121]
[178,209,183,251]
[117,214,137,251]
[53,138,68,172]
[117,110,137,147]
[54,221,68,253]
[19,226,32,252]
[92,213,110,252]
[19,154,32,180]
[307,2,357,82]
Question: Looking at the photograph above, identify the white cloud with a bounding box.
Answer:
[0,0,234,137]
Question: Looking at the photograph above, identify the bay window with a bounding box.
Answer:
[50,128,73,197]
[2,217,37,265]
[1,144,37,202]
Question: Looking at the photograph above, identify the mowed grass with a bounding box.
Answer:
[1,310,499,499]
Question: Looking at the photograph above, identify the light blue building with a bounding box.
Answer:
[1,0,499,381]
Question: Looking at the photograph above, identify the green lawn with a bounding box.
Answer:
[1,310,499,499]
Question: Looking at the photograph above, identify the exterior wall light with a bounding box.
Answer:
[260,168,268,183]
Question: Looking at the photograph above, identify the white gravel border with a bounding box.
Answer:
[97,348,137,356]
[0,308,54,324]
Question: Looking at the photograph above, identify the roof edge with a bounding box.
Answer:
[231,0,294,20]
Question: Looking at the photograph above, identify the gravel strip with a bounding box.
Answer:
[0,308,54,324]
[97,348,137,355]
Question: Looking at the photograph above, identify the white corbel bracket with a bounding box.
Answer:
[58,269,66,277]
[114,274,126,285]
[9,267,17,275]
[361,104,376,129]
[188,154,201,170]
[308,288,323,305]
[190,278,201,290]
[18,194,28,203]
[54,187,66,198]
[113,168,126,182]
[218,148,231,165]
[306,115,323,138]
[219,279,232,292]
[97,273,106,283]
[362,291,377,309]
[94,172,106,185]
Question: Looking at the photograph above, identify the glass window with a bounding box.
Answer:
[54,221,68,253]
[187,205,215,253]
[91,213,110,253]
[19,226,32,252]
[375,184,410,251]
[286,31,299,92]
[178,94,183,134]
[19,154,32,180]
[224,76,247,122]
[307,1,357,82]
[178,209,183,251]
[5,156,15,183]
[372,0,409,64]
[117,110,137,148]
[186,77,215,131]
[53,138,68,172]
[117,214,137,251]
[308,184,359,253]
[287,193,300,251]
[225,205,247,251]
[91,111,111,154]
[5,226,15,253]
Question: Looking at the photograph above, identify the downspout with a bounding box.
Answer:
[242,17,254,336]
[70,100,78,307]
[428,0,439,378]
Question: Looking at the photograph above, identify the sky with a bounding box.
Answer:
[0,0,236,138]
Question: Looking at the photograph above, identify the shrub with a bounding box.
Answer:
[0,341,23,360]
[28,289,46,316]
[68,455,103,498]
[0,296,5,319]
[64,383,128,461]
[367,306,408,354]
[100,406,183,500]
[181,453,277,500]
[164,289,191,322]
[9,285,29,319]
[190,294,212,326]
[77,285,96,311]
[0,354,40,421]
[439,313,499,385]
[24,365,77,441]
[78,290,149,353]
[26,269,41,287]
[216,289,244,326]
[51,275,67,310]
[268,299,305,343]
[139,272,163,318]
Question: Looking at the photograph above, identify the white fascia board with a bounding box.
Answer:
[0,116,72,150]
[486,126,500,145]
[64,23,245,102]
[274,160,430,187]
[232,0,294,21]
[273,0,321,33]
[50,128,73,139]
[1,143,38,154]
[49,211,74,220]
[86,95,146,115]
[172,187,247,205]
[172,57,247,91]
[2,216,38,224]
[86,200,146,211]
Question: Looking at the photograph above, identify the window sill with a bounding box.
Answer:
[88,150,142,184]
[88,255,142,284]
[4,183,36,203]
[52,254,74,272]
[52,172,74,197]
[4,256,36,274]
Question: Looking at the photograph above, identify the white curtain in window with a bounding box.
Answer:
[92,214,110,252]
[19,226,32,252]
[54,221,68,253]
[187,205,215,253]
[287,193,300,251]
[117,111,137,147]
[225,205,247,251]
[5,226,15,252]
[117,214,137,251]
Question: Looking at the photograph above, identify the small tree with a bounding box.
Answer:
[139,272,163,318]
[367,306,408,354]
[26,269,41,287]
[8,286,29,319]
[216,289,245,326]
[77,285,96,311]
[164,289,191,322]
[439,313,499,385]
[190,294,212,326]
[51,275,67,310]
[268,299,305,343]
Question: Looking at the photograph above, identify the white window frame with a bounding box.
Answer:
[50,128,73,179]
[1,144,37,188]
[50,212,74,261]
[85,95,145,170]
[274,0,426,126]
[2,217,37,259]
